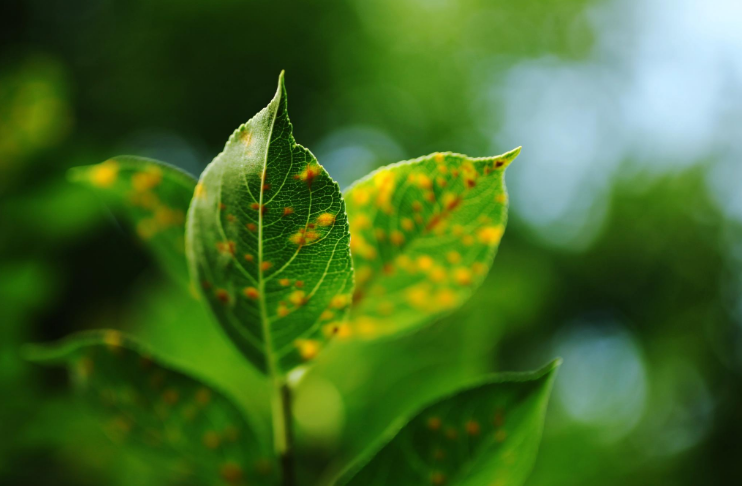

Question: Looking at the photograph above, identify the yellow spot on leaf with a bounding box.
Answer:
[317,212,336,226]
[283,207,294,216]
[454,268,473,285]
[216,241,236,256]
[279,278,291,287]
[417,255,434,271]
[331,294,351,309]
[496,193,508,204]
[260,261,272,271]
[352,213,371,230]
[277,303,289,317]
[401,218,414,231]
[390,230,405,245]
[434,153,445,163]
[478,225,505,246]
[289,290,307,306]
[446,251,461,264]
[427,417,442,430]
[296,339,320,360]
[244,253,254,262]
[194,182,205,199]
[132,167,162,192]
[90,160,119,188]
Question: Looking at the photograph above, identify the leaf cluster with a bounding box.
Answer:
[26,73,558,486]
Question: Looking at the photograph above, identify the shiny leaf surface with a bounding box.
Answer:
[186,73,354,376]
[343,148,519,338]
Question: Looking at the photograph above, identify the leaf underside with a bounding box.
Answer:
[336,360,560,486]
[186,73,354,376]
[69,156,197,287]
[25,331,278,486]
[343,148,520,338]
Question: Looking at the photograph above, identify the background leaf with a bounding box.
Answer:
[343,149,519,337]
[25,331,278,486]
[186,73,353,375]
[69,156,197,287]
[335,360,560,486]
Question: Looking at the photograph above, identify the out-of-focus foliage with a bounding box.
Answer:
[337,360,559,486]
[2,0,742,485]
[70,157,197,287]
[26,331,278,486]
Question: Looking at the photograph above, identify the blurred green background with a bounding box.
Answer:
[2,0,742,484]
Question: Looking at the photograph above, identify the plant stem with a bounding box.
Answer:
[272,379,296,486]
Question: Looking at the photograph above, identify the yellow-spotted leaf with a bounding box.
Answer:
[69,156,197,287]
[186,72,353,376]
[344,149,520,338]
[335,360,560,486]
[24,331,278,486]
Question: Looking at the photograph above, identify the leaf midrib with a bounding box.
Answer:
[257,102,280,379]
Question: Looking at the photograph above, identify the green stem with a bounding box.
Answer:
[272,379,296,486]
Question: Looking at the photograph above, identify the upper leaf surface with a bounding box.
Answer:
[343,149,519,337]
[69,156,197,287]
[25,331,278,486]
[186,73,354,376]
[335,360,560,486]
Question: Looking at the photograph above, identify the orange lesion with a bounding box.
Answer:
[216,240,236,256]
[220,462,243,484]
[243,287,259,300]
[282,207,294,216]
[465,420,481,436]
[132,167,162,192]
[316,212,336,227]
[250,202,267,215]
[215,288,231,304]
[289,228,319,246]
[294,163,322,188]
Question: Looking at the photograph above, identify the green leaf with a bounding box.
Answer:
[343,149,520,338]
[186,72,354,376]
[25,331,278,486]
[335,360,560,486]
[69,156,197,287]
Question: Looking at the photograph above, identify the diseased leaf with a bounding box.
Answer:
[186,72,354,376]
[335,360,560,486]
[343,149,520,338]
[69,156,197,287]
[25,331,278,486]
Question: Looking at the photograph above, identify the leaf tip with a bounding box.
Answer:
[495,146,522,170]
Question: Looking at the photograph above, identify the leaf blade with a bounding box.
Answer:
[69,155,197,287]
[335,359,560,486]
[25,331,279,486]
[343,148,520,338]
[186,73,354,375]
